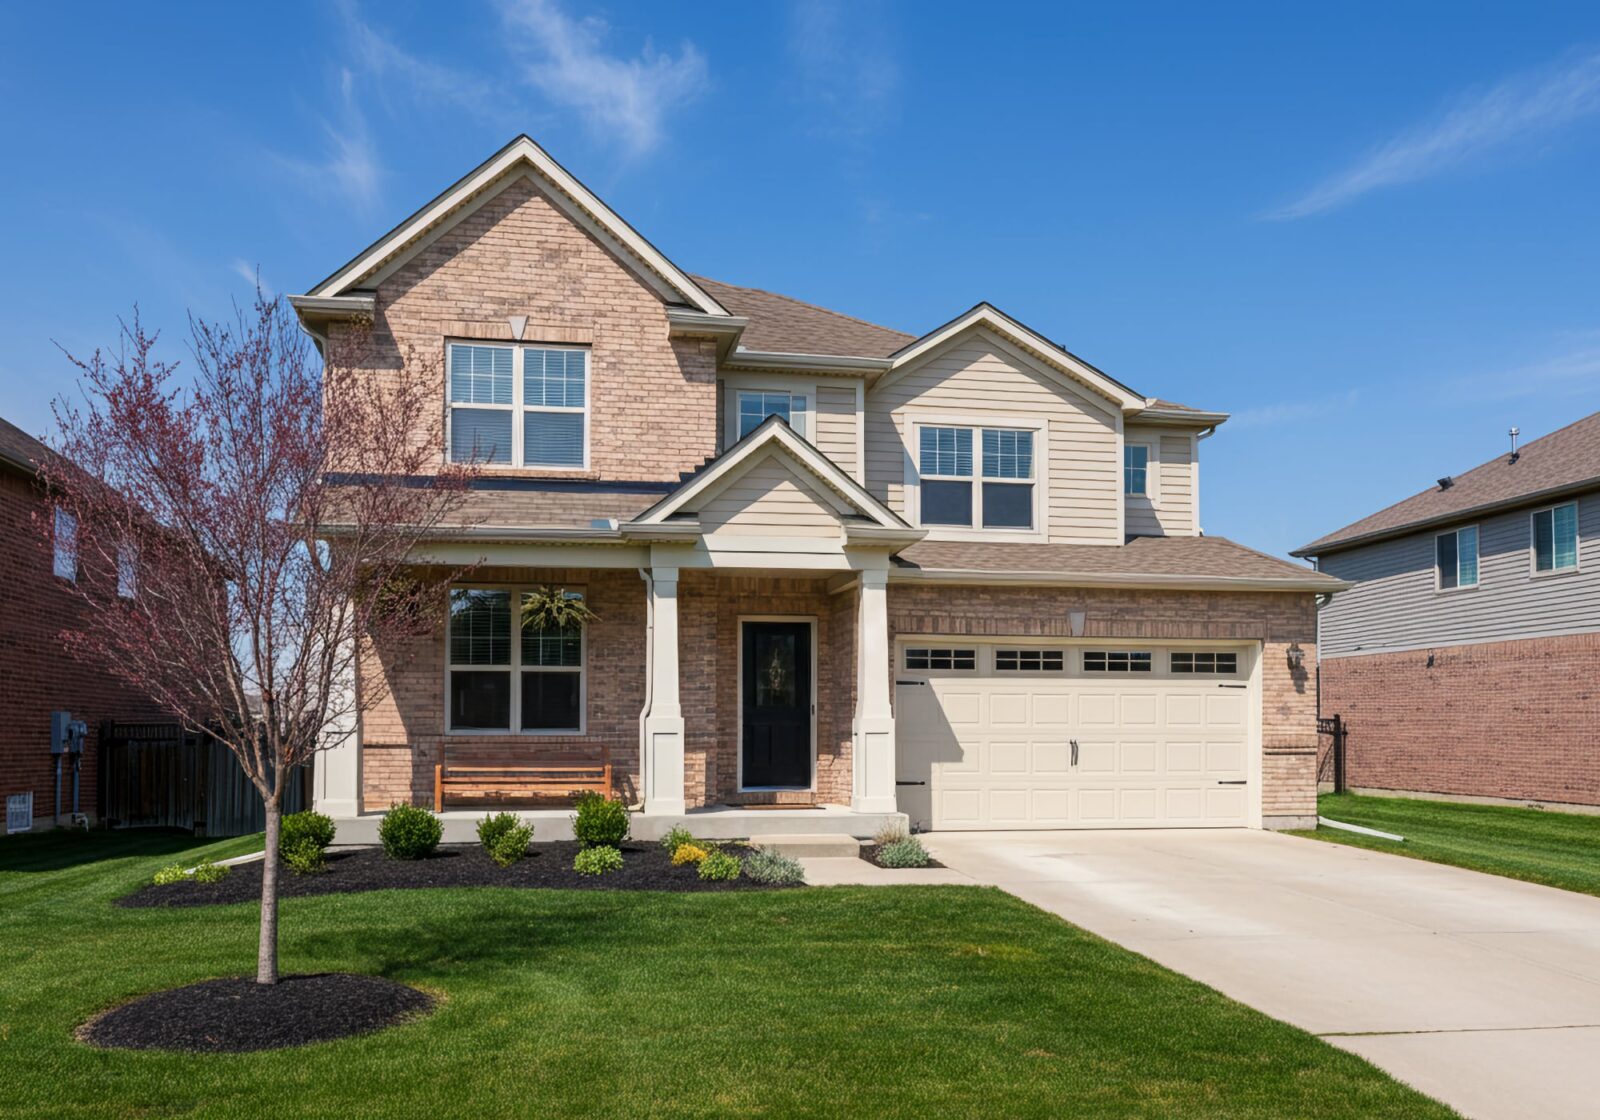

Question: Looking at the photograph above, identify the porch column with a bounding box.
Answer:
[643,566,687,815]
[852,569,897,813]
[313,621,361,817]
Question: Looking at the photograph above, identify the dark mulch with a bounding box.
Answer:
[859,843,944,870]
[79,973,434,1053]
[121,842,792,908]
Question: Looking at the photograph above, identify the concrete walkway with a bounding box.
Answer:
[920,828,1600,1120]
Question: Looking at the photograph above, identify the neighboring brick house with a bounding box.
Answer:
[1296,413,1600,810]
[0,417,166,831]
[295,135,1341,836]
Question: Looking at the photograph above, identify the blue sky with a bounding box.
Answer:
[3,1,1598,558]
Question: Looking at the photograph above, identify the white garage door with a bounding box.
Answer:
[895,643,1256,830]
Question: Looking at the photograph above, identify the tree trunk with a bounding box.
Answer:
[257,792,283,985]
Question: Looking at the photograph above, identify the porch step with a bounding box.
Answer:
[751,834,863,859]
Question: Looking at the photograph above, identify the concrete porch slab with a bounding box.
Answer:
[751,834,861,858]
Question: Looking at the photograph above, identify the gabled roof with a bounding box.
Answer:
[304,135,730,316]
[1296,411,1600,557]
[629,414,911,532]
[882,303,1150,413]
[694,276,915,358]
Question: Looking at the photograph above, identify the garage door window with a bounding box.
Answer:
[995,649,1065,671]
[905,647,976,671]
[1083,650,1152,672]
[1171,651,1238,675]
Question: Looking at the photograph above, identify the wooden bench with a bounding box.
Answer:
[434,756,612,812]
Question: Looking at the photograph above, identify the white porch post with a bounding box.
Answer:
[852,568,897,813]
[643,566,687,815]
[313,623,361,818]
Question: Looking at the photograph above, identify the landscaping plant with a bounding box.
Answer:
[152,862,188,886]
[41,293,480,983]
[571,792,630,848]
[282,839,328,875]
[379,804,443,860]
[671,843,709,866]
[873,821,910,846]
[744,848,805,886]
[659,825,696,856]
[477,813,534,868]
[697,849,742,881]
[191,857,230,884]
[477,812,522,851]
[573,846,623,876]
[876,837,931,868]
[280,811,336,874]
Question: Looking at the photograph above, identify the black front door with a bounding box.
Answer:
[741,621,812,788]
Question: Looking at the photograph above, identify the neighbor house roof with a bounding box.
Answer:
[1295,411,1600,557]
[0,415,51,475]
[693,276,915,359]
[895,536,1346,592]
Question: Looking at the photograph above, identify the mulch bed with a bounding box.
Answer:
[78,973,434,1053]
[120,842,793,908]
[859,843,945,870]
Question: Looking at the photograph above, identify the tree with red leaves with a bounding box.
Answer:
[44,294,478,984]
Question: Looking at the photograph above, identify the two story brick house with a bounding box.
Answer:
[294,136,1341,837]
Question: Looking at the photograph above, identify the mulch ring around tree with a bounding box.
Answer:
[859,843,945,870]
[120,842,795,908]
[78,973,435,1053]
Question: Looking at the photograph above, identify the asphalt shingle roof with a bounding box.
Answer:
[895,536,1342,588]
[693,276,916,359]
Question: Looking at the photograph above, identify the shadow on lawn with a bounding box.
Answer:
[0,828,221,875]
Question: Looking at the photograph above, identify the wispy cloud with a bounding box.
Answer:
[1269,48,1600,220]
[274,68,383,213]
[1230,388,1361,429]
[230,260,273,299]
[497,0,707,157]
[788,0,900,140]
[1457,332,1600,401]
[335,0,499,120]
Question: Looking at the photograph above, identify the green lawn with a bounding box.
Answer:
[0,830,1456,1120]
[1296,792,1600,897]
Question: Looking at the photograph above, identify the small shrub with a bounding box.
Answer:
[659,825,696,855]
[876,837,931,869]
[488,823,534,868]
[873,820,910,846]
[282,837,327,875]
[191,857,230,884]
[477,812,523,852]
[671,842,709,866]
[574,845,623,876]
[698,849,742,881]
[379,803,442,860]
[152,862,187,886]
[745,848,805,886]
[280,810,336,855]
[571,792,630,848]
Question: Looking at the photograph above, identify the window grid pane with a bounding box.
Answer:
[919,427,973,477]
[1554,503,1578,569]
[524,349,587,408]
[1125,445,1149,496]
[451,407,513,464]
[1083,650,1152,672]
[523,410,584,467]
[520,592,583,667]
[1171,651,1237,674]
[982,429,1033,479]
[1437,531,1460,590]
[995,649,1064,672]
[449,344,513,405]
[904,648,976,670]
[1458,527,1479,586]
[449,590,511,665]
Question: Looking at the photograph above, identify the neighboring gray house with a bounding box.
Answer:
[1295,411,1600,808]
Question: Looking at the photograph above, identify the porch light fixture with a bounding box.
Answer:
[1285,642,1305,671]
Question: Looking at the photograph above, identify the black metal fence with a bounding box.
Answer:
[1317,714,1347,793]
[98,722,311,836]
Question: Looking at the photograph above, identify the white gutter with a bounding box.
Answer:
[721,349,895,375]
[889,567,1351,593]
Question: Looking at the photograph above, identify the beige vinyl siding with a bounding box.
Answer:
[1318,491,1600,657]
[1124,427,1198,537]
[697,454,844,538]
[865,329,1121,544]
[814,381,860,479]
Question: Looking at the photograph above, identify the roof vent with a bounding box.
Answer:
[1437,476,1453,490]
[1509,426,1521,464]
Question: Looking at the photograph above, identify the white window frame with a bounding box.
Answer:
[52,507,77,582]
[444,584,587,736]
[1434,524,1480,592]
[444,341,591,471]
[1530,501,1580,576]
[1169,650,1240,676]
[722,376,816,448]
[1124,441,1155,499]
[905,413,1048,541]
[1082,649,1154,673]
[116,541,138,600]
[902,646,979,674]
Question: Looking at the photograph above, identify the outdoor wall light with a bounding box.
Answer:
[1286,642,1305,671]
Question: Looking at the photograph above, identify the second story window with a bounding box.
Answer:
[448,343,587,469]
[52,508,78,582]
[738,390,808,439]
[1124,444,1149,496]
[1533,502,1578,573]
[918,424,1035,531]
[1436,526,1479,590]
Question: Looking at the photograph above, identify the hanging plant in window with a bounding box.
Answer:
[520,587,597,632]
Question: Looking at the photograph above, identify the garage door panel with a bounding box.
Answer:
[1119,788,1158,820]
[937,690,983,725]
[988,788,1031,824]
[989,741,1029,775]
[1205,692,1248,726]
[1118,694,1159,725]
[1032,694,1072,725]
[1078,788,1117,821]
[1078,694,1117,725]
[1033,740,1071,772]
[1206,786,1248,821]
[1031,789,1072,824]
[1165,694,1205,726]
[1205,739,1246,772]
[990,692,1030,725]
[1120,740,1158,773]
[1076,739,1117,773]
[1164,786,1204,819]
[1165,740,1204,773]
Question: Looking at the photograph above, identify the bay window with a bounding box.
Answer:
[917,424,1036,530]
[448,343,588,468]
[447,587,585,733]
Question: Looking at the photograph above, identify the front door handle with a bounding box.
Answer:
[1070,739,1079,767]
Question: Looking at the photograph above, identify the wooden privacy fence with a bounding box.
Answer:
[98,721,311,836]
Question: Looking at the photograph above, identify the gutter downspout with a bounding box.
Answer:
[1195,424,1217,536]
[635,568,654,812]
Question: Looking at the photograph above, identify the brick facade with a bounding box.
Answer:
[0,469,165,828]
[1319,634,1600,807]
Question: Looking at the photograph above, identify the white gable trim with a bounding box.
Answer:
[630,417,909,530]
[305,136,729,316]
[883,304,1147,413]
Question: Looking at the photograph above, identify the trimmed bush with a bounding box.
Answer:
[379,803,442,860]
[745,848,805,886]
[477,812,523,852]
[873,821,910,846]
[280,810,336,855]
[671,843,709,866]
[659,825,696,856]
[191,857,230,884]
[152,862,187,886]
[571,792,630,849]
[488,822,534,868]
[876,837,931,868]
[697,849,742,881]
[282,837,327,875]
[573,845,623,876]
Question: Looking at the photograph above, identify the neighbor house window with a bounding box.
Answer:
[52,508,77,581]
[995,649,1065,672]
[1171,651,1238,674]
[1533,502,1579,573]
[116,542,138,599]
[737,390,808,438]
[1125,445,1149,496]
[447,587,585,733]
[1436,526,1479,590]
[1083,650,1152,673]
[904,647,976,671]
[918,425,1035,530]
[448,343,587,468]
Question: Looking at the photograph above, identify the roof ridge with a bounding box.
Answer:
[691,274,915,342]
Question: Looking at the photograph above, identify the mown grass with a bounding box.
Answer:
[1295,792,1600,897]
[0,828,1456,1119]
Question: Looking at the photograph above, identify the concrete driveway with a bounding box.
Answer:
[921,828,1600,1120]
